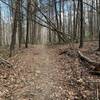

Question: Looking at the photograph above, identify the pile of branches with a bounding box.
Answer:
[0,57,13,68]
[59,48,100,75]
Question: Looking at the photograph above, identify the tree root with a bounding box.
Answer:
[78,51,100,74]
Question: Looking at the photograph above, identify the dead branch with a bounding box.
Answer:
[59,51,68,55]
[0,57,13,68]
[78,51,100,73]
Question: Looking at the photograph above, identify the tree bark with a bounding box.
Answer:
[79,0,84,48]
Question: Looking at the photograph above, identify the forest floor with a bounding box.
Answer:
[0,42,100,100]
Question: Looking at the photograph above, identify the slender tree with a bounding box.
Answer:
[98,0,100,50]
[25,0,31,48]
[0,4,2,46]
[79,0,83,48]
[18,0,23,48]
[10,0,20,56]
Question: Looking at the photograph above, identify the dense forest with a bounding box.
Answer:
[0,0,99,54]
[0,0,100,100]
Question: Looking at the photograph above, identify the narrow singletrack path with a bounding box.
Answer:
[8,45,65,100]
[0,43,100,100]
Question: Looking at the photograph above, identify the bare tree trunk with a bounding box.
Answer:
[62,0,65,33]
[18,0,23,48]
[59,0,62,31]
[98,0,100,50]
[88,0,94,40]
[10,0,19,57]
[0,4,2,46]
[54,0,59,43]
[73,0,76,41]
[79,0,84,48]
[48,0,51,43]
[75,0,80,42]
[25,0,31,48]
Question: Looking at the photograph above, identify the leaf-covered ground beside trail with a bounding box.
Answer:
[0,42,100,100]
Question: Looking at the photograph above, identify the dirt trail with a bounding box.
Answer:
[7,45,64,100]
[1,43,100,100]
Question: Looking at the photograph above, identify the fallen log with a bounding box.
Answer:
[78,51,100,73]
[59,51,68,55]
[0,57,13,68]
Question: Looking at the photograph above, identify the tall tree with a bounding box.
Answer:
[0,4,2,46]
[88,0,94,40]
[98,0,100,50]
[18,0,23,48]
[79,0,83,48]
[73,0,76,41]
[10,0,20,56]
[25,0,31,48]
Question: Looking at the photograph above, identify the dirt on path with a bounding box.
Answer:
[0,43,100,100]
[0,45,66,100]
